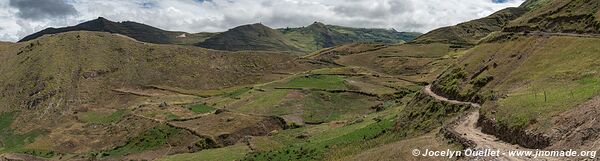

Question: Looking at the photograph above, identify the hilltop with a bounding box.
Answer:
[197,23,303,53]
[18,17,214,45]
[18,18,420,53]
[280,22,420,52]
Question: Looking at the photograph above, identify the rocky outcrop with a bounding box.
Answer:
[477,114,550,149]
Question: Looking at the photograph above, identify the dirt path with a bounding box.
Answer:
[423,85,480,108]
[424,85,556,161]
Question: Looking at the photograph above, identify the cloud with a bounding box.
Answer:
[9,0,78,20]
[0,0,524,42]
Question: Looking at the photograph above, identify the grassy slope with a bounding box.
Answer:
[0,31,321,110]
[235,87,466,161]
[157,144,251,161]
[78,109,129,124]
[506,0,600,34]
[434,35,600,130]
[317,43,456,82]
[413,7,528,46]
[0,31,325,156]
[342,130,459,161]
[215,70,382,123]
[431,0,600,132]
[0,112,46,153]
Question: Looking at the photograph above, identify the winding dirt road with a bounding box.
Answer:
[424,85,556,161]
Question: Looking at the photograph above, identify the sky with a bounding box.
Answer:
[0,0,525,42]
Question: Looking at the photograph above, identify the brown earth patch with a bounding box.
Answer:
[549,96,600,151]
[168,111,284,146]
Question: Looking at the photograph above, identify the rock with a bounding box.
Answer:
[215,109,226,114]
[159,102,168,108]
[296,132,310,139]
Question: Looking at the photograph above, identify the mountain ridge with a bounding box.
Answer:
[18,18,420,53]
[18,17,213,45]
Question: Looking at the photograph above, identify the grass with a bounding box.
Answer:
[242,117,397,161]
[496,76,600,129]
[102,124,182,157]
[308,67,364,75]
[450,36,600,130]
[284,75,347,90]
[157,143,250,161]
[509,0,599,34]
[231,88,376,123]
[166,113,179,120]
[238,96,411,161]
[78,109,129,124]
[233,89,290,114]
[521,0,552,9]
[0,112,45,153]
[301,92,373,123]
[0,112,14,130]
[188,103,216,113]
[249,137,284,152]
[223,87,253,99]
[340,130,460,161]
[19,149,61,158]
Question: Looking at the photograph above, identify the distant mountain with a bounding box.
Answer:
[412,7,528,46]
[19,18,420,53]
[196,23,303,52]
[18,17,213,45]
[280,22,421,52]
[198,22,420,53]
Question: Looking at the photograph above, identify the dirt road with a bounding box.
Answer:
[424,85,556,161]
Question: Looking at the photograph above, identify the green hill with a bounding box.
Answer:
[505,0,600,34]
[196,23,303,53]
[18,17,213,45]
[198,22,420,53]
[280,22,420,52]
[430,0,600,150]
[412,7,528,46]
[19,18,419,53]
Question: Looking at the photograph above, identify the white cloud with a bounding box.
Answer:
[0,0,524,42]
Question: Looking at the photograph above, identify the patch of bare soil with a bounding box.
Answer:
[549,96,600,151]
[279,90,307,126]
[168,111,284,146]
